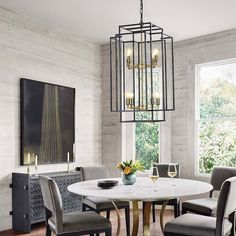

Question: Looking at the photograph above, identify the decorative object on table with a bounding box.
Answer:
[168,163,177,186]
[151,163,180,222]
[117,160,144,185]
[20,78,75,165]
[110,0,175,122]
[148,167,159,185]
[97,180,118,189]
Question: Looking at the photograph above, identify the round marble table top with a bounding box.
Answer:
[68,177,213,201]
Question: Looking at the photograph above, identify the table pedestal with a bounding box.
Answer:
[112,200,169,236]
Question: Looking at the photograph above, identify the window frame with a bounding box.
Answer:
[195,58,236,176]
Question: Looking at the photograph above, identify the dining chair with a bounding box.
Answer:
[80,166,130,236]
[150,163,180,222]
[182,167,236,216]
[164,176,236,236]
[39,175,112,236]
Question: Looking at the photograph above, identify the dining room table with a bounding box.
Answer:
[68,177,213,236]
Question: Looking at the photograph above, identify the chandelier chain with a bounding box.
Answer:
[140,0,143,25]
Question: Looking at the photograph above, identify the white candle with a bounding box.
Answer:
[35,155,38,167]
[73,143,76,161]
[67,152,70,163]
[27,153,30,164]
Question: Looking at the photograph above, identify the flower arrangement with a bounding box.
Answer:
[117,160,144,175]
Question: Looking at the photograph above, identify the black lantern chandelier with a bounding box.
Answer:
[110,0,175,122]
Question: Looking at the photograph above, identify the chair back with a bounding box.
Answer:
[216,177,236,236]
[211,167,236,192]
[81,165,108,181]
[39,175,63,233]
[153,163,180,178]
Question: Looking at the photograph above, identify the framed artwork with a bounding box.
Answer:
[20,78,75,165]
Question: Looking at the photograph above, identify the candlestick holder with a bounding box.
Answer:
[27,163,30,175]
[67,161,70,173]
[34,165,38,176]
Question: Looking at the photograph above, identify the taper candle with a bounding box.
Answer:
[35,155,38,167]
[27,153,30,164]
[67,152,70,172]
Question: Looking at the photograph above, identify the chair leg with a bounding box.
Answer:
[229,212,235,236]
[106,210,110,220]
[45,208,52,236]
[182,207,187,215]
[174,203,178,218]
[125,207,130,236]
[82,203,86,211]
[152,203,156,223]
[177,203,180,217]
[105,228,112,236]
[46,225,51,236]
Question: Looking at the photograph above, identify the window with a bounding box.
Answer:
[196,59,236,174]
[135,119,160,169]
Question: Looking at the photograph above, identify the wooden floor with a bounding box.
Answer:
[0,209,173,236]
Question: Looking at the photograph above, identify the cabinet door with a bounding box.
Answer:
[53,174,82,213]
[30,177,45,223]
[12,173,31,233]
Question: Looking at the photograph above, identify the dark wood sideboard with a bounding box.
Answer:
[11,171,82,233]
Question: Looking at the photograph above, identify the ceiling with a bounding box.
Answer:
[1,0,236,44]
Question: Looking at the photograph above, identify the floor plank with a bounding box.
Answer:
[0,209,173,236]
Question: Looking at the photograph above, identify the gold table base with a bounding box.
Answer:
[112,200,169,236]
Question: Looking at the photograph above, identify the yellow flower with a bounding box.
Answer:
[124,167,131,175]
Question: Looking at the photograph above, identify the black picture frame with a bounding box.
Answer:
[20,78,75,165]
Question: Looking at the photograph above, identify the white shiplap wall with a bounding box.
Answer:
[101,44,122,177]
[0,8,102,231]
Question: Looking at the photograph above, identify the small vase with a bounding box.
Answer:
[122,173,136,185]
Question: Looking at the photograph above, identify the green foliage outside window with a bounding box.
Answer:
[198,62,236,173]
[135,112,160,169]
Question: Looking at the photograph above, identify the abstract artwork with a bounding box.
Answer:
[20,78,75,165]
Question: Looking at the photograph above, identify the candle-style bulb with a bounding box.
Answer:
[152,49,159,66]
[126,48,132,67]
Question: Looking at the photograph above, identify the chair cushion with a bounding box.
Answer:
[49,211,111,234]
[164,213,232,236]
[83,196,129,210]
[182,198,217,215]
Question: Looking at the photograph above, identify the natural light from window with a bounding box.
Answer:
[135,121,160,169]
[196,59,236,174]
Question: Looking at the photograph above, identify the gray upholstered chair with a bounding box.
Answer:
[164,176,236,236]
[80,166,130,236]
[151,163,180,222]
[182,167,236,216]
[39,175,112,236]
